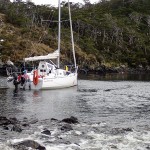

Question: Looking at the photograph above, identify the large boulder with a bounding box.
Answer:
[41,129,51,135]
[62,116,79,124]
[13,140,46,150]
[0,116,11,126]
[61,124,73,132]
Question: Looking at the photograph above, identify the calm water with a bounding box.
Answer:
[0,74,150,150]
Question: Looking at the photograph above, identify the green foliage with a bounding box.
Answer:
[0,0,150,67]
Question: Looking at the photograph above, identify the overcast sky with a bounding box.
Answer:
[27,0,99,6]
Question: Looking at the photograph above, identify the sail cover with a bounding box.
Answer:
[24,50,59,62]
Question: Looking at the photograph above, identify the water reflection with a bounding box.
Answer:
[0,87,79,120]
[28,87,79,120]
[79,73,150,81]
[0,89,26,117]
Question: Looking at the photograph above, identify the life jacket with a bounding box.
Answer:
[33,70,39,85]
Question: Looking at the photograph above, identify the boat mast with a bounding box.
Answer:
[57,0,61,68]
[68,0,77,68]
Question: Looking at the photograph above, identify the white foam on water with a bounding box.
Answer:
[74,130,82,135]
[45,144,78,150]
[2,122,150,150]
[9,137,31,144]
[51,128,59,135]
[0,143,14,150]
[72,126,150,150]
[37,125,44,130]
[46,146,62,150]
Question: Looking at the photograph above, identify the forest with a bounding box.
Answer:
[0,0,150,71]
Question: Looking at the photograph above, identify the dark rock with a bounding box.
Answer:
[13,144,28,150]
[63,141,71,145]
[13,140,46,150]
[0,116,11,126]
[41,129,51,135]
[11,124,22,132]
[110,145,117,149]
[61,124,73,131]
[23,117,28,121]
[79,89,97,92]
[123,128,133,132]
[104,89,111,91]
[9,117,19,124]
[51,118,59,121]
[3,126,9,130]
[62,116,79,124]
[111,127,133,135]
[22,123,29,127]
[21,117,30,127]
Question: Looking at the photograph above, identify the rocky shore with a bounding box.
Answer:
[0,60,150,76]
[0,116,80,150]
[79,65,150,75]
[0,115,135,150]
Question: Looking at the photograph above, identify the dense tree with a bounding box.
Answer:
[0,0,150,68]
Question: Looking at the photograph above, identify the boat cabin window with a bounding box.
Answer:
[42,65,45,68]
[40,69,46,72]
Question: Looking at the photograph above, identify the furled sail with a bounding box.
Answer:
[24,50,59,62]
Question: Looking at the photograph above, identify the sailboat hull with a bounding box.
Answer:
[7,73,77,90]
[41,73,77,90]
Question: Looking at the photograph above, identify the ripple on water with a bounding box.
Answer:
[0,77,150,149]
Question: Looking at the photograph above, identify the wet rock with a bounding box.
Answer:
[3,126,9,130]
[111,127,133,135]
[21,117,30,127]
[110,144,117,149]
[62,116,79,124]
[13,144,28,150]
[79,89,97,92]
[0,116,11,126]
[51,118,59,121]
[61,124,73,131]
[23,117,28,122]
[104,89,111,91]
[11,124,22,132]
[9,117,19,124]
[41,129,51,135]
[22,123,29,127]
[0,116,20,126]
[13,140,46,150]
[123,128,133,132]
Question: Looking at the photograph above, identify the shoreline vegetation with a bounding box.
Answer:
[0,0,150,75]
[0,60,150,76]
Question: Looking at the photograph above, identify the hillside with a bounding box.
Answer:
[0,0,150,71]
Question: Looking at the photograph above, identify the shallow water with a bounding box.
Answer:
[0,74,150,150]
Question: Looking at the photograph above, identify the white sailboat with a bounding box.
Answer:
[7,0,78,90]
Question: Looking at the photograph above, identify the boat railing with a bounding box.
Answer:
[64,65,78,73]
[6,66,35,76]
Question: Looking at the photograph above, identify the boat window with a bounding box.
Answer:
[40,69,46,72]
[42,65,45,68]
